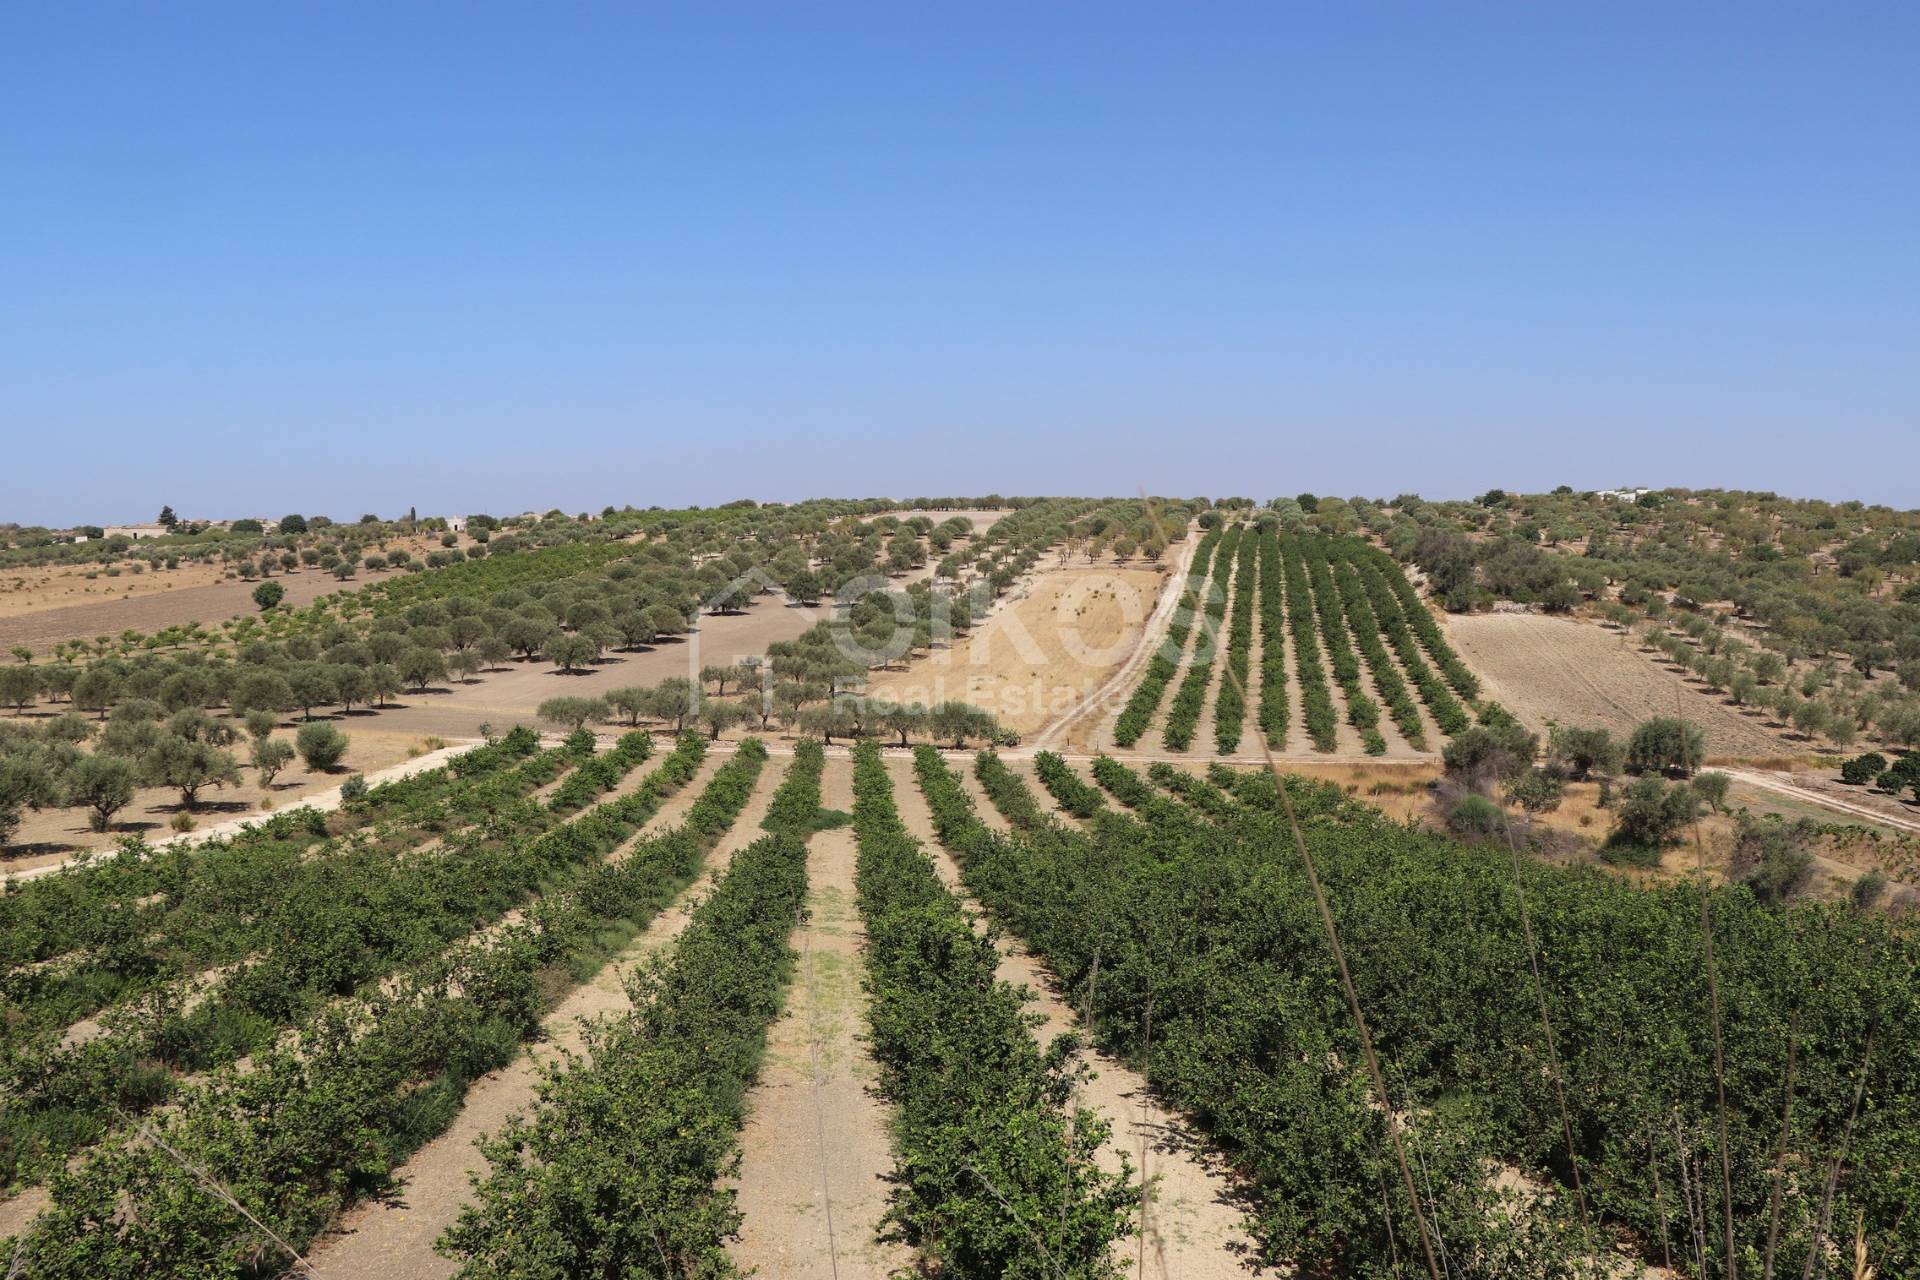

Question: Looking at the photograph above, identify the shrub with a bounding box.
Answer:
[1839,752,1886,785]
[537,695,610,732]
[339,773,369,803]
[1503,768,1564,814]
[251,736,296,786]
[1852,869,1890,911]
[1547,725,1624,779]
[1446,793,1507,838]
[1442,722,1537,791]
[295,722,350,770]
[1606,775,1698,853]
[1691,770,1732,813]
[1730,815,1815,905]
[251,581,285,612]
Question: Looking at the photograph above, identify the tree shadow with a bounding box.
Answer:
[3,841,81,859]
[156,799,253,816]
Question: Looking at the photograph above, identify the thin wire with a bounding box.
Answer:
[1210,523,1443,1280]
[1498,813,1594,1246]
[118,1109,316,1276]
[1762,1008,1803,1280]
[1679,685,1739,1280]
[1263,728,1443,1280]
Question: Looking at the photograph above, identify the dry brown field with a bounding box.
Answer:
[1442,610,1792,757]
[0,530,464,654]
[863,559,1171,737]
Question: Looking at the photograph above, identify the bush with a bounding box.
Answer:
[1442,722,1537,790]
[339,773,369,803]
[1730,815,1815,905]
[1446,793,1507,838]
[1691,770,1732,813]
[1503,768,1564,815]
[250,736,296,787]
[251,581,285,612]
[295,722,350,770]
[537,695,609,732]
[1606,775,1698,853]
[1852,869,1890,911]
[1840,752,1887,785]
[1547,725,1624,779]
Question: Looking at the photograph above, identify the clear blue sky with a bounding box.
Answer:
[3,3,1914,525]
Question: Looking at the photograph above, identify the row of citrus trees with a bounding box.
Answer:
[1211,527,1260,753]
[1,726,592,1186]
[1111,525,1484,757]
[5,736,771,1275]
[1111,526,1224,746]
[856,740,1134,1277]
[439,742,824,1276]
[1162,525,1242,750]
[962,750,1920,1277]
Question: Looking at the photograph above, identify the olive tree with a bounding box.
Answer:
[1625,717,1707,776]
[66,754,135,831]
[295,722,350,770]
[251,736,296,786]
[537,696,610,733]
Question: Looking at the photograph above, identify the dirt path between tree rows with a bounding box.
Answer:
[884,757,1261,1278]
[728,758,910,1279]
[303,750,771,1280]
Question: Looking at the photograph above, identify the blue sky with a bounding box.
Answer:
[2,3,1914,525]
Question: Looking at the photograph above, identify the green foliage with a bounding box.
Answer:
[1442,722,1538,790]
[6,733,751,1274]
[921,751,1920,1277]
[1605,774,1699,854]
[1164,526,1240,750]
[1034,750,1105,818]
[250,580,284,611]
[863,743,1134,1276]
[293,721,349,770]
[1502,768,1563,814]
[546,729,651,815]
[1840,751,1887,785]
[1112,528,1220,747]
[1729,813,1815,904]
[974,750,1047,830]
[535,694,609,732]
[1625,716,1708,776]
[63,753,134,832]
[1546,724,1624,779]
[1447,791,1508,837]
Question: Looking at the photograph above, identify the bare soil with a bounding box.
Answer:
[1444,612,1792,758]
[326,593,820,743]
[0,532,463,654]
[864,562,1170,737]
